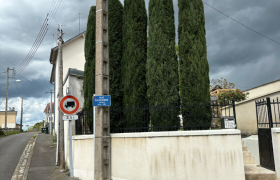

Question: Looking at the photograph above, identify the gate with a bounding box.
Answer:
[255,97,280,171]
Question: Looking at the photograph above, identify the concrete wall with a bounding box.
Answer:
[271,128,280,180]
[71,130,245,180]
[72,135,94,180]
[0,111,17,128]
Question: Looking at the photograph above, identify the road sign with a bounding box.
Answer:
[93,95,111,106]
[63,115,78,121]
[60,95,80,114]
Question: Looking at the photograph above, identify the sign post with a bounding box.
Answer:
[92,94,111,180]
[60,95,79,177]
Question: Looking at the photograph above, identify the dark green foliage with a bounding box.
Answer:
[83,6,96,129]
[178,0,211,129]
[147,0,180,130]
[109,0,123,133]
[122,0,148,131]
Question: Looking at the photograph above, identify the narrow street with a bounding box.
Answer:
[0,132,35,180]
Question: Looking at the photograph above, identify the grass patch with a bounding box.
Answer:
[33,135,37,138]
[6,130,20,135]
[52,135,57,144]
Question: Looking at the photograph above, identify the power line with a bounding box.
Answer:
[203,1,280,45]
[16,0,63,74]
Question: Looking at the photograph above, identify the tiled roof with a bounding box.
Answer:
[43,102,55,113]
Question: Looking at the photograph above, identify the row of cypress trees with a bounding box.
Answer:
[83,0,211,132]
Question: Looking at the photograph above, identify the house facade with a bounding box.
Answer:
[43,102,54,129]
[49,31,86,166]
[0,111,17,128]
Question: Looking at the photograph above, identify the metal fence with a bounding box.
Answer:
[256,97,280,128]
[110,100,236,133]
[75,110,93,135]
[75,100,236,134]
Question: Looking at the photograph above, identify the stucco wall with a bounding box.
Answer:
[53,34,85,135]
[271,128,280,180]
[244,80,280,100]
[69,75,84,110]
[0,112,17,128]
[72,135,94,180]
[222,91,280,135]
[71,130,245,180]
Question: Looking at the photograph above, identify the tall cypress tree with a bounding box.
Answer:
[178,0,211,129]
[122,0,148,132]
[109,0,123,133]
[83,6,96,129]
[147,0,180,131]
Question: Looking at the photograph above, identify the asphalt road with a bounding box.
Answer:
[0,132,35,180]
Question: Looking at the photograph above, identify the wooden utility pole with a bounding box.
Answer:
[57,26,65,170]
[20,97,23,131]
[5,67,10,129]
[95,0,110,179]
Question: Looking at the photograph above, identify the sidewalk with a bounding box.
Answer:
[27,133,78,180]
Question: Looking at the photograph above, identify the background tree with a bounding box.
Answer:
[83,6,96,129]
[178,0,211,130]
[109,0,123,133]
[147,0,180,130]
[122,0,148,131]
[210,77,236,90]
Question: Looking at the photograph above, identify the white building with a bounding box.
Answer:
[43,102,54,129]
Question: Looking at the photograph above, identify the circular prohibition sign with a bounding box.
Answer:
[60,95,80,114]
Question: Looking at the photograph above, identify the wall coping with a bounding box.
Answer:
[72,129,240,140]
[272,128,280,133]
[72,134,93,140]
[111,129,240,138]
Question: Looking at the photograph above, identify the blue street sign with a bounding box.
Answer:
[93,95,111,106]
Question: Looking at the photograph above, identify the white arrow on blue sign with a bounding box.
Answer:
[93,95,111,106]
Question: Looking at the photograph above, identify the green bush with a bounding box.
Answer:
[109,0,124,133]
[178,0,212,130]
[121,0,148,132]
[147,0,180,130]
[83,6,96,130]
[0,128,4,136]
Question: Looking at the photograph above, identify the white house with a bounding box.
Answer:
[43,102,54,129]
[49,31,86,166]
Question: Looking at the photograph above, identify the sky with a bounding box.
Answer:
[0,0,279,129]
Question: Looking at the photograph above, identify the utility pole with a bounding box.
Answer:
[57,25,65,170]
[46,90,54,135]
[5,67,9,129]
[20,97,23,131]
[95,0,110,179]
[5,68,14,129]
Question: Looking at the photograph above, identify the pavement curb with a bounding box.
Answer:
[11,132,39,180]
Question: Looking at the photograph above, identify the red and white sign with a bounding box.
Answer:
[60,95,79,114]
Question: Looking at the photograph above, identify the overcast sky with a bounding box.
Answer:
[0,0,279,129]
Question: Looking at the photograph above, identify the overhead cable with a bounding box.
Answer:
[203,1,280,45]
